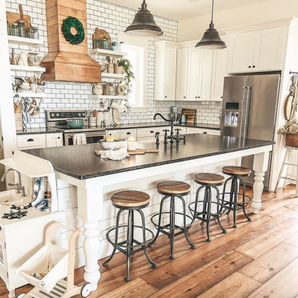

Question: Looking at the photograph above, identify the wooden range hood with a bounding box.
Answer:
[41,0,101,83]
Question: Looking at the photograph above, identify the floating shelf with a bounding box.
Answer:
[89,95,126,100]
[101,73,125,79]
[88,48,126,58]
[13,92,47,98]
[10,65,46,72]
[7,36,43,46]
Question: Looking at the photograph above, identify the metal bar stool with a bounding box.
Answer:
[103,190,157,281]
[189,173,227,242]
[221,166,252,228]
[148,181,195,260]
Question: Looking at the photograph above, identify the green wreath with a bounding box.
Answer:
[62,16,85,45]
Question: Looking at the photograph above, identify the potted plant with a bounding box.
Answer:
[277,119,298,147]
[117,58,135,115]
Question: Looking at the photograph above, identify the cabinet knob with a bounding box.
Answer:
[248,66,251,68]
[58,137,60,139]
[195,96,197,98]
[183,96,186,99]
[252,65,256,68]
[165,96,167,98]
[221,96,223,99]
[198,96,200,98]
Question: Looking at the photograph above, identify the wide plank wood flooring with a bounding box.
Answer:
[3,185,298,298]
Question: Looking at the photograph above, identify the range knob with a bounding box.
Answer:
[78,113,81,117]
[56,113,60,118]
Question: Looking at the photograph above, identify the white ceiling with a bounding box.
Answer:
[102,0,274,21]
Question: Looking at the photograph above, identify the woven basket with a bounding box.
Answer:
[285,134,298,147]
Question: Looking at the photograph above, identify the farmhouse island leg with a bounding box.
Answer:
[77,186,103,290]
[252,151,269,213]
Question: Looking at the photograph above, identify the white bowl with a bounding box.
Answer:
[100,139,123,150]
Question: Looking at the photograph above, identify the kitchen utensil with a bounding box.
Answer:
[127,149,159,155]
[67,118,84,128]
[10,49,16,65]
[100,139,123,150]
[106,56,110,64]
[16,5,30,29]
[108,63,114,74]
[30,83,38,93]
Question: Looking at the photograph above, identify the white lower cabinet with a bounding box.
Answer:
[17,133,63,150]
[46,133,63,148]
[186,127,220,135]
[137,126,169,141]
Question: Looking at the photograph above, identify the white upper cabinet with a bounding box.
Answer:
[199,50,213,101]
[176,47,189,101]
[187,47,201,101]
[211,46,228,101]
[227,26,286,73]
[154,41,177,101]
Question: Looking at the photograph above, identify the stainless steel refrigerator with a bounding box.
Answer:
[220,74,281,189]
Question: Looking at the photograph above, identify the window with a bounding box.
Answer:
[118,34,148,111]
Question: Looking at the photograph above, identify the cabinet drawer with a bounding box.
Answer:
[106,130,121,140]
[186,128,220,135]
[46,133,63,148]
[17,134,46,149]
[137,126,169,139]
[120,129,137,139]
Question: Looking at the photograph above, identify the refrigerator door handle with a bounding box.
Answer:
[239,86,247,139]
[243,86,252,139]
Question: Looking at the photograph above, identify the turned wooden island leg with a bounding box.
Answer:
[77,186,103,291]
[252,151,269,213]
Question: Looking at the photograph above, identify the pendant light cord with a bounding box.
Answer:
[210,0,214,27]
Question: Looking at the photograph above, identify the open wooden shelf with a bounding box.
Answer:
[88,48,126,58]
[13,92,47,98]
[10,65,46,72]
[101,73,125,79]
[7,36,43,46]
[89,95,126,100]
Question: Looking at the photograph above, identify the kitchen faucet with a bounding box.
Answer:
[153,113,185,144]
[0,168,26,197]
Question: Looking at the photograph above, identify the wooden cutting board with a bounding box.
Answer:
[128,149,158,155]
[94,148,158,157]
[181,109,197,124]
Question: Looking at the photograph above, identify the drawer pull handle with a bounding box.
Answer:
[27,138,34,142]
[150,131,154,133]
[126,132,131,135]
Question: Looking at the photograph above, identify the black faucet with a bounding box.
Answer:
[153,113,185,144]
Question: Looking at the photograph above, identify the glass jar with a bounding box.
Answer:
[7,21,11,35]
[93,38,100,49]
[18,21,26,37]
[11,23,19,36]
[27,27,39,39]
[119,41,124,52]
[102,37,109,50]
[111,41,117,51]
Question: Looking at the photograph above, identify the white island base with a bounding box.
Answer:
[50,145,271,291]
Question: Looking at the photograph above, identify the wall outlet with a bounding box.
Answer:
[64,198,72,211]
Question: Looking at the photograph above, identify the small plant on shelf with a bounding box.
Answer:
[118,58,134,115]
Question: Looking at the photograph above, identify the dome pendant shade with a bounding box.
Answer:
[195,0,226,50]
[195,22,226,49]
[124,0,163,37]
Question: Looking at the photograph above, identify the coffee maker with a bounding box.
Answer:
[169,106,181,124]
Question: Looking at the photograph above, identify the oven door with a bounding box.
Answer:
[64,131,105,145]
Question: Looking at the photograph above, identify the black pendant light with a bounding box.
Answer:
[195,0,226,49]
[124,0,163,37]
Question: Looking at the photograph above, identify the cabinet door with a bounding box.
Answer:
[164,47,177,101]
[211,46,228,101]
[46,133,63,147]
[187,48,202,101]
[253,27,286,71]
[227,32,255,73]
[176,48,189,101]
[199,50,213,101]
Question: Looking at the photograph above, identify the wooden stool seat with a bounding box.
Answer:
[194,173,225,185]
[222,166,251,176]
[157,181,191,195]
[111,191,150,208]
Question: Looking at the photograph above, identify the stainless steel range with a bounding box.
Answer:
[46,110,105,145]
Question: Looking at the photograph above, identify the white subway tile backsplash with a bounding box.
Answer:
[6,0,220,128]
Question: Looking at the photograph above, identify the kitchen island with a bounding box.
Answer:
[20,134,273,291]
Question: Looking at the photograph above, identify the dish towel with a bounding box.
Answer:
[99,141,129,160]
[73,133,87,145]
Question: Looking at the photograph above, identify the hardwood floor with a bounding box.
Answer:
[3,185,298,298]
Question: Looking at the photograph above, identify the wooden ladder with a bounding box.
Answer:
[275,146,298,196]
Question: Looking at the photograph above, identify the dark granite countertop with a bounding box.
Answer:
[16,128,63,135]
[16,122,220,135]
[25,134,273,180]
